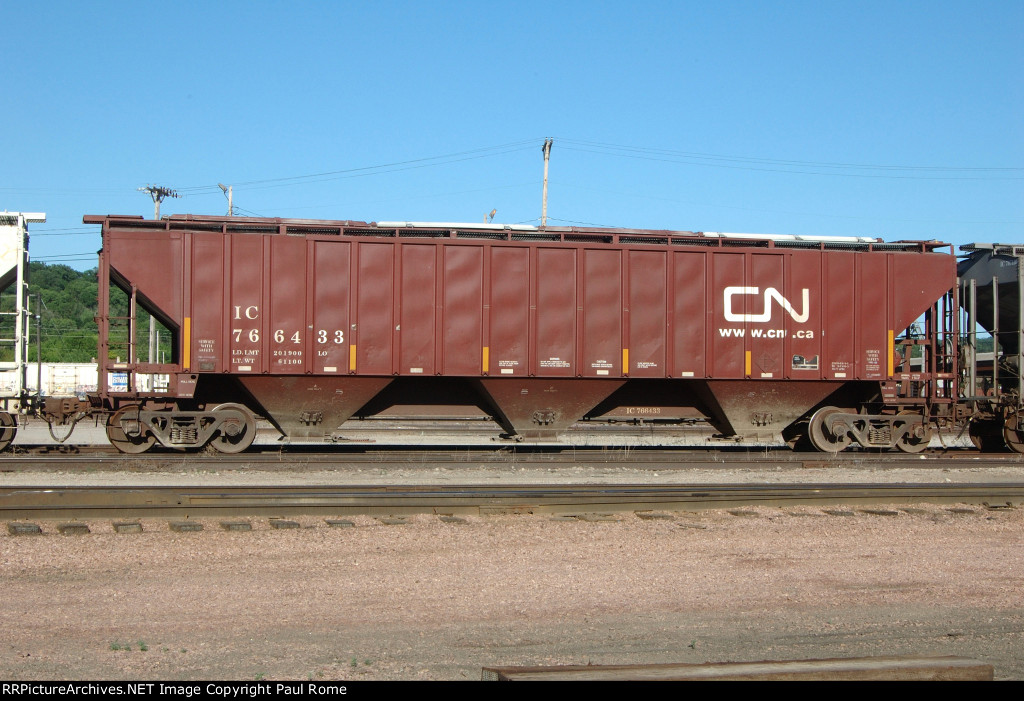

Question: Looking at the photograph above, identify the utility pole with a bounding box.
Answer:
[34,293,41,402]
[541,138,552,227]
[219,183,233,216]
[137,185,178,366]
[138,184,180,220]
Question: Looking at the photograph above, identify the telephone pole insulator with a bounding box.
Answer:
[138,185,180,219]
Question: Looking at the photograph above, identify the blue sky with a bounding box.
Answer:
[2,1,1021,269]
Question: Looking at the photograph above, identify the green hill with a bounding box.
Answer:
[1,262,167,363]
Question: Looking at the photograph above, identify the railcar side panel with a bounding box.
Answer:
[534,247,577,377]
[711,252,746,378]
[191,234,226,373]
[164,235,958,386]
[671,250,706,378]
[748,253,785,380]
[627,249,668,378]
[354,242,395,375]
[857,253,889,380]
[107,231,184,324]
[788,250,822,380]
[311,239,350,374]
[488,246,530,376]
[891,253,958,334]
[582,248,622,377]
[268,236,307,374]
[442,244,484,376]
[227,235,264,374]
[824,252,855,380]
[398,243,437,375]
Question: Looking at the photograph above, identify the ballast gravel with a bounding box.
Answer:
[1,475,1022,681]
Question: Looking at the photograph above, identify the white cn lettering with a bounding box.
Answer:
[723,287,810,323]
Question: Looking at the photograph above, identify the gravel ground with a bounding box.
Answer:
[1,480,1022,681]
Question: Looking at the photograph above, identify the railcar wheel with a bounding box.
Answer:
[1002,411,1024,454]
[807,407,851,453]
[895,410,932,453]
[969,420,1008,452]
[106,406,156,454]
[208,403,257,454]
[0,411,17,452]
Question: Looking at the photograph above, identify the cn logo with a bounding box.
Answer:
[724,287,810,323]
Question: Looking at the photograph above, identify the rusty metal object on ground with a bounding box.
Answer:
[481,656,993,681]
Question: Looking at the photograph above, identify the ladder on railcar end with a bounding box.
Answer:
[98,279,177,399]
[890,292,958,411]
[932,291,959,407]
[0,212,46,414]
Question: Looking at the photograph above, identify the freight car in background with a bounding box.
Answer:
[957,242,1024,452]
[5,214,1024,454]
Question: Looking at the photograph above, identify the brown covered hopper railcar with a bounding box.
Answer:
[79,214,959,454]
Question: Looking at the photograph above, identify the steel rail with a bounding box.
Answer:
[2,447,1023,471]
[2,483,1022,520]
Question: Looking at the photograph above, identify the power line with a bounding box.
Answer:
[33,255,97,262]
[172,140,540,195]
[559,137,1024,172]
[546,216,622,228]
[30,231,97,237]
[555,138,1023,180]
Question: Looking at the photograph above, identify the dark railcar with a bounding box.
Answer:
[958,243,1024,451]
[81,214,960,453]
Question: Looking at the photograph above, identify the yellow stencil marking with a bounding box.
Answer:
[888,329,895,377]
[183,317,191,370]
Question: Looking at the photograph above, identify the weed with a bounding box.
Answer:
[688,640,697,650]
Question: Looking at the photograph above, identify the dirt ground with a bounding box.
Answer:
[1,500,1022,681]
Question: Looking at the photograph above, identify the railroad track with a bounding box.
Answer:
[3,445,1024,471]
[2,483,1022,520]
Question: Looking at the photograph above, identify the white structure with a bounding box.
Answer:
[0,362,97,398]
[0,211,45,406]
